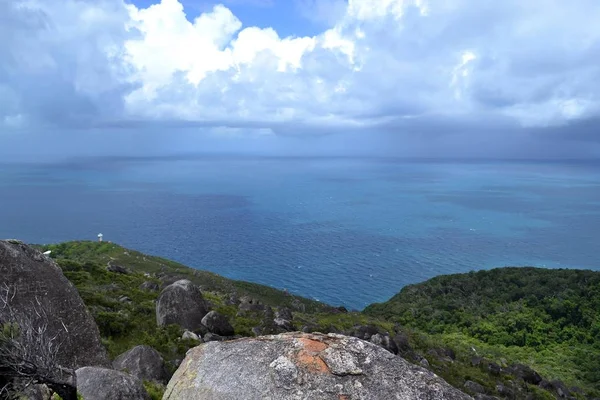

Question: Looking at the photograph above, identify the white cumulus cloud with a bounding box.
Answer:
[1,0,600,144]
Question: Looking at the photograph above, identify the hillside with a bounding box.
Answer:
[35,241,600,399]
[365,267,600,394]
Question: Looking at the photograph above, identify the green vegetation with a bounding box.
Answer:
[365,267,600,395]
[143,381,166,400]
[39,241,343,364]
[39,241,600,399]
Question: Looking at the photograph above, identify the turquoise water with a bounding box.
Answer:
[1,157,599,309]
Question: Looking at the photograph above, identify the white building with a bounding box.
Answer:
[98,233,103,242]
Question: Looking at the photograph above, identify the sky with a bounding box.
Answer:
[1,0,600,161]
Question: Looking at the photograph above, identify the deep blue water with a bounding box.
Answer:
[1,157,599,309]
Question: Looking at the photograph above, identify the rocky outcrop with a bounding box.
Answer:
[140,281,159,292]
[464,380,485,394]
[156,279,209,331]
[107,263,130,274]
[163,332,472,400]
[182,330,201,341]
[113,345,169,384]
[76,367,149,400]
[0,240,109,369]
[201,311,234,336]
[369,332,399,354]
[506,363,542,385]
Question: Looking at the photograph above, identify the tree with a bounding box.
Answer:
[0,283,77,399]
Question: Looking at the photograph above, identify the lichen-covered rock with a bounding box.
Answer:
[163,332,472,400]
[201,310,234,336]
[76,367,150,400]
[0,240,109,369]
[156,279,208,331]
[113,345,169,384]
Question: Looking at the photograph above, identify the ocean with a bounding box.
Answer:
[1,156,599,310]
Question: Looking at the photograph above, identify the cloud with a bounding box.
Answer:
[0,0,136,129]
[1,0,600,157]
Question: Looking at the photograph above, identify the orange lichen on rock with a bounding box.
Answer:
[299,338,328,353]
[294,338,330,373]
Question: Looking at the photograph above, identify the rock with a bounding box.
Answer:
[240,296,260,305]
[427,347,455,363]
[203,332,224,342]
[140,281,159,292]
[487,362,501,375]
[224,295,239,306]
[159,275,188,289]
[541,380,571,398]
[238,302,266,313]
[118,295,132,303]
[471,356,483,367]
[182,330,200,341]
[273,317,295,332]
[370,333,399,354]
[163,332,471,400]
[0,240,110,369]
[495,383,515,400]
[76,367,150,400]
[507,363,543,385]
[442,347,456,360]
[393,332,412,353]
[464,380,485,394]
[252,326,263,336]
[301,324,319,333]
[420,358,430,368]
[107,263,130,274]
[22,384,52,400]
[275,307,293,321]
[156,279,209,331]
[474,395,499,400]
[290,298,306,312]
[346,324,380,341]
[169,359,183,370]
[201,310,234,336]
[113,345,169,384]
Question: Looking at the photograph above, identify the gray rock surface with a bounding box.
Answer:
[164,332,472,400]
[370,332,399,354]
[507,363,543,385]
[76,367,150,400]
[156,279,209,331]
[107,263,130,274]
[273,317,295,332]
[464,380,485,394]
[182,330,200,341]
[0,240,109,369]
[113,345,169,384]
[275,307,293,321]
[22,384,52,400]
[140,281,160,292]
[201,310,234,336]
